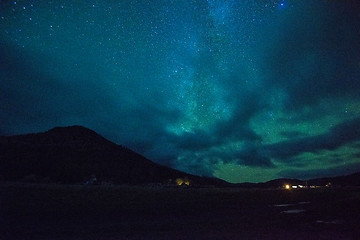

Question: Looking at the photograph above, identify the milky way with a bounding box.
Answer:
[1,0,360,182]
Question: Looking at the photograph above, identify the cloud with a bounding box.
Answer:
[172,138,274,177]
[279,130,305,139]
[258,1,360,110]
[278,162,360,180]
[213,91,265,142]
[0,42,136,139]
[232,147,274,167]
[1,0,360,182]
[263,117,360,160]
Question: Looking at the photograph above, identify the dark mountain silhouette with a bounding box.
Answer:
[235,172,360,188]
[259,178,305,188]
[2,125,358,187]
[307,172,360,187]
[0,126,227,185]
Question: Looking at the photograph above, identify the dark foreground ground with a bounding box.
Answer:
[1,183,360,240]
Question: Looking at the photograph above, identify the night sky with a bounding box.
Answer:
[1,0,360,183]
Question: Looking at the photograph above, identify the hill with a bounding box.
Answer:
[0,126,227,186]
[308,172,360,187]
[235,172,360,188]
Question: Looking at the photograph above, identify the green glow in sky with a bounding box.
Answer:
[1,0,360,182]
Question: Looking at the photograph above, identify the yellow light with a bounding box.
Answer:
[285,184,290,189]
[176,178,183,186]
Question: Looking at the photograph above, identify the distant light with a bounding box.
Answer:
[176,178,183,186]
[292,186,298,189]
[280,3,284,6]
[285,184,290,189]
[176,177,190,186]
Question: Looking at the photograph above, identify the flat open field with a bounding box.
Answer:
[1,183,360,240]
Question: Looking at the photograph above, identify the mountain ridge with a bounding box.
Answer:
[0,125,227,186]
[1,125,359,187]
[235,172,360,188]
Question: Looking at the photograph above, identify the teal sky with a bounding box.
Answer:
[1,0,360,183]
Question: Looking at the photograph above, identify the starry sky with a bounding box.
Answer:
[1,0,360,183]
